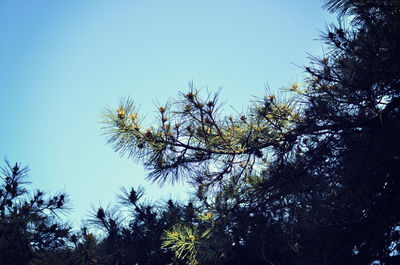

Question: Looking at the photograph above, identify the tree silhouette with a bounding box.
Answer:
[86,186,192,265]
[2,0,398,264]
[0,160,71,265]
[103,0,400,264]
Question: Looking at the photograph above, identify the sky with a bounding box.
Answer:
[0,0,335,226]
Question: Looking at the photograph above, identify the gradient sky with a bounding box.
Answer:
[0,0,335,225]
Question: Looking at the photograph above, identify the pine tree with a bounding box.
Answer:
[295,0,400,263]
[102,0,400,264]
[0,160,71,265]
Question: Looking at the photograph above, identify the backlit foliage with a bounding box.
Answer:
[102,0,400,264]
[102,83,302,195]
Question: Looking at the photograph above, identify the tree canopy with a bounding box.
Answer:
[2,0,399,264]
[102,0,400,264]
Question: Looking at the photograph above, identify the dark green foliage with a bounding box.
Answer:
[102,0,400,264]
[2,0,399,264]
[0,160,70,265]
[86,186,195,265]
[292,0,400,263]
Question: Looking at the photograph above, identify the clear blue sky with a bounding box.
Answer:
[0,0,335,225]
